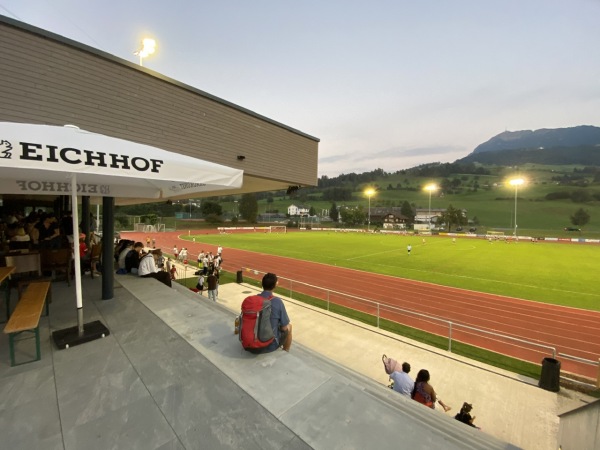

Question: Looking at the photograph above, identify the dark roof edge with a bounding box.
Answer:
[0,14,320,143]
[558,398,600,417]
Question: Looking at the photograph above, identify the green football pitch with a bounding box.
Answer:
[184,232,600,311]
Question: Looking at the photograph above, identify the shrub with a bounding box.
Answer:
[545,191,571,201]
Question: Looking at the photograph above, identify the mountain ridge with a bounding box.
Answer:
[457,125,600,166]
[471,125,600,154]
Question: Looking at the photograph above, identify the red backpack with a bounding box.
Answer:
[239,294,274,350]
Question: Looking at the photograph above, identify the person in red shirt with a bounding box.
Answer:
[79,233,91,273]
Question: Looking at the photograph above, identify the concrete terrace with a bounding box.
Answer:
[0,273,591,449]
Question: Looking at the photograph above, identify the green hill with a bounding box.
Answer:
[250,163,600,235]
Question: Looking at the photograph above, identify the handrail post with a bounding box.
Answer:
[290,280,293,299]
[327,290,330,311]
[597,358,600,389]
[377,303,380,328]
[448,321,453,353]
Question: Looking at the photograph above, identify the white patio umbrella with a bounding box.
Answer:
[0,122,243,344]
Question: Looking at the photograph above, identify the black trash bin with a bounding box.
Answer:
[539,357,561,392]
[236,270,243,284]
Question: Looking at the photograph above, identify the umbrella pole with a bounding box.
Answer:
[71,175,84,336]
[51,176,110,349]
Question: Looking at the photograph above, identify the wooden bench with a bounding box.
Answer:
[3,281,51,367]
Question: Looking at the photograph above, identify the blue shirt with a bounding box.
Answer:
[390,371,414,396]
[259,291,290,344]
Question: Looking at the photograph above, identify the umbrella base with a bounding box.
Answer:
[52,320,110,350]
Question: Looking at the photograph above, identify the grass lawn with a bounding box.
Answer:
[181,231,600,311]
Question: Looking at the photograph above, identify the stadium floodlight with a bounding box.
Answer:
[424,184,438,229]
[508,178,525,238]
[134,38,156,66]
[365,188,375,232]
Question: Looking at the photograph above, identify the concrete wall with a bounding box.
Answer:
[0,16,319,199]
[558,400,600,450]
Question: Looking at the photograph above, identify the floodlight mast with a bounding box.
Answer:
[424,184,438,230]
[134,38,156,66]
[365,188,375,231]
[509,178,525,238]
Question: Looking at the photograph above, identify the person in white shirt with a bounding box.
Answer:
[139,250,172,287]
[202,256,209,275]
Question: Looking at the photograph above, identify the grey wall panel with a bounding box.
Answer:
[0,18,318,192]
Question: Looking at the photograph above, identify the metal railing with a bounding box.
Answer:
[239,266,557,359]
[558,353,600,389]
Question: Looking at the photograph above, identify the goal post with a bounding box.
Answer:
[269,225,287,234]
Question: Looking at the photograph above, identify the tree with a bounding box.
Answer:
[201,201,222,217]
[309,206,316,216]
[400,201,414,224]
[140,214,158,225]
[339,206,366,226]
[239,193,258,223]
[571,208,590,227]
[329,202,339,222]
[438,204,467,231]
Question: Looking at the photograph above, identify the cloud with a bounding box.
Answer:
[354,145,465,161]
[318,145,470,177]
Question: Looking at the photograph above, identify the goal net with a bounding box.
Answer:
[134,223,157,233]
[269,225,287,234]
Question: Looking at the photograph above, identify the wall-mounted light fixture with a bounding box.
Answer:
[237,155,246,161]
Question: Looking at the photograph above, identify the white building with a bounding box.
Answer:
[288,204,310,216]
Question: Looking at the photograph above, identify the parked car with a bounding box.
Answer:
[456,227,463,232]
[469,227,477,233]
[564,227,581,232]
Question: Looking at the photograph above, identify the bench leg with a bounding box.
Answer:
[35,326,41,362]
[2,280,10,322]
[44,288,51,317]
[8,332,16,367]
[7,328,42,366]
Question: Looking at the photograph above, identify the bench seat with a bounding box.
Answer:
[3,281,51,366]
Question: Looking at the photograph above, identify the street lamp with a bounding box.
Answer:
[134,38,156,66]
[424,184,438,230]
[508,178,525,238]
[365,188,375,231]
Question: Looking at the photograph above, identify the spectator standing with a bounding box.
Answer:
[155,249,165,270]
[38,214,61,249]
[390,362,414,396]
[207,270,218,302]
[166,258,176,280]
[202,255,209,275]
[196,274,205,295]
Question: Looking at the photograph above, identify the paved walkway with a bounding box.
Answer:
[0,272,592,449]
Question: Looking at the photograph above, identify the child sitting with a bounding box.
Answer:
[455,402,480,429]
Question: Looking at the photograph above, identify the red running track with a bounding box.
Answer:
[127,231,600,380]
